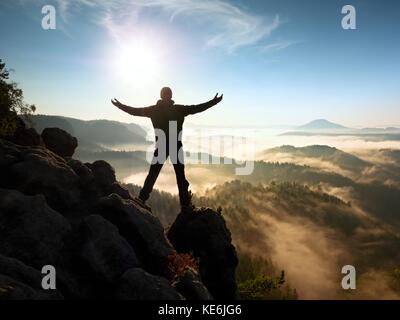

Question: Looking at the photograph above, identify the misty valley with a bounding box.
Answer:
[30,115,400,299]
[2,0,400,312]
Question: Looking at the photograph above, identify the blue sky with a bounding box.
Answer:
[0,0,399,127]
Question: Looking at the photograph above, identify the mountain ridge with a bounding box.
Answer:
[297,119,348,130]
[30,114,150,151]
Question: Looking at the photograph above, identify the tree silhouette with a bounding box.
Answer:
[0,59,35,136]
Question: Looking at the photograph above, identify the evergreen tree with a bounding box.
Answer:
[0,59,35,136]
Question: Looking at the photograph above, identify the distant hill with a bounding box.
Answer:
[297,119,348,130]
[31,115,150,151]
[262,145,368,173]
[361,127,400,133]
[380,149,400,161]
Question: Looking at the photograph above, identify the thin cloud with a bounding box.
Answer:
[137,0,281,52]
[260,40,300,53]
[26,0,283,53]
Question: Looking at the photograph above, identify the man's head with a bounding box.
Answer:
[160,87,172,101]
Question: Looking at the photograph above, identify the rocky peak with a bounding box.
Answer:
[0,122,238,300]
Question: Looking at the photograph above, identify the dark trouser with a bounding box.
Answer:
[139,145,190,206]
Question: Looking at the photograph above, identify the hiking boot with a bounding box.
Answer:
[133,197,152,212]
[180,191,194,213]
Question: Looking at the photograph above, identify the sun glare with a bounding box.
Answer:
[113,39,161,86]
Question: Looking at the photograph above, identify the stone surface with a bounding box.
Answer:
[87,160,116,186]
[41,127,78,157]
[98,194,175,277]
[0,189,71,269]
[0,254,63,300]
[77,215,140,284]
[0,140,81,213]
[0,135,238,300]
[115,268,183,300]
[174,268,213,300]
[168,207,239,300]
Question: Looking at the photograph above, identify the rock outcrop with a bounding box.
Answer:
[168,208,239,300]
[115,268,184,300]
[173,268,213,300]
[5,117,43,147]
[0,189,71,269]
[0,254,63,300]
[97,194,175,277]
[0,121,238,300]
[76,215,140,284]
[41,127,77,157]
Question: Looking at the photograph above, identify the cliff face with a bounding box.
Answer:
[0,124,238,300]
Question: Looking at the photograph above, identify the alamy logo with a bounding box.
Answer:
[146,121,255,176]
[341,5,357,30]
[41,5,56,30]
[341,265,356,290]
[41,265,56,290]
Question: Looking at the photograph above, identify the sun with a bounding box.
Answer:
[113,39,160,85]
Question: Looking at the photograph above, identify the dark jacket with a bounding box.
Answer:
[118,98,218,140]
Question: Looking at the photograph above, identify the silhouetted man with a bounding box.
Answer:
[111,87,223,209]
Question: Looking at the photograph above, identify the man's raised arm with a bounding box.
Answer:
[183,93,223,116]
[111,98,153,117]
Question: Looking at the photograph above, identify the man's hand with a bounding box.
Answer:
[212,93,223,104]
[111,98,124,108]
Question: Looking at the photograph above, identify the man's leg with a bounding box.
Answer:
[173,162,190,206]
[172,146,190,206]
[139,150,164,203]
